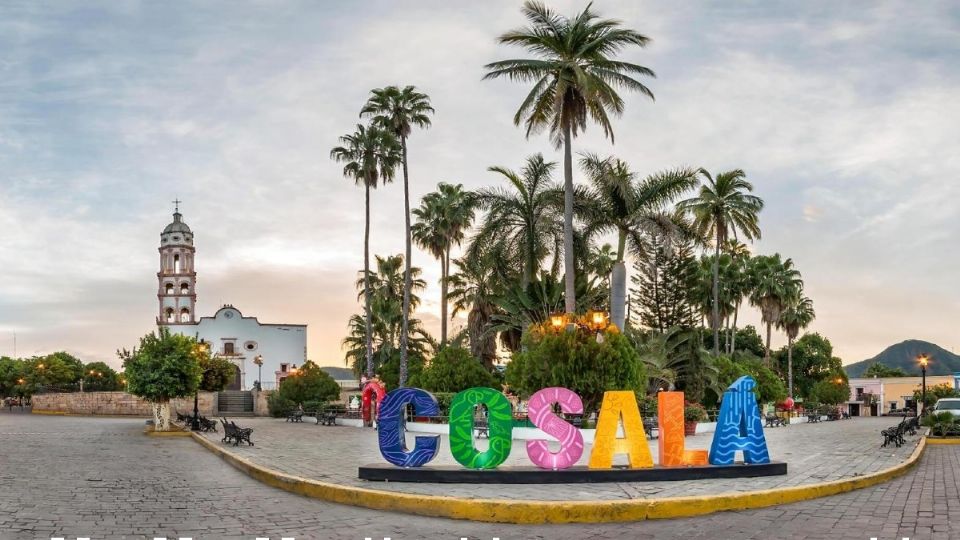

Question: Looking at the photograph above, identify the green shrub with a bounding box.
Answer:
[122,328,202,403]
[506,325,646,413]
[684,402,708,422]
[809,376,849,406]
[277,361,340,405]
[923,411,957,437]
[712,354,786,405]
[418,347,497,393]
[267,391,295,418]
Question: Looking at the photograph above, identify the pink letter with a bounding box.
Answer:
[525,387,584,470]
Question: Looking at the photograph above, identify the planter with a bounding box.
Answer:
[684,421,698,436]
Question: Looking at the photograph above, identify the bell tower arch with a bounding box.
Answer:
[157,200,197,327]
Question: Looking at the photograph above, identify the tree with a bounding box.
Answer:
[712,353,786,405]
[412,183,476,346]
[748,254,801,363]
[863,362,908,378]
[330,123,401,378]
[418,347,497,393]
[628,326,713,401]
[0,356,24,398]
[361,85,434,387]
[630,239,698,332]
[506,324,646,413]
[470,154,563,290]
[579,154,697,330]
[679,169,763,356]
[773,333,842,400]
[776,294,815,398]
[810,376,850,406]
[121,328,202,431]
[913,383,959,409]
[198,354,236,392]
[485,1,656,315]
[80,361,122,392]
[448,251,500,369]
[278,360,341,405]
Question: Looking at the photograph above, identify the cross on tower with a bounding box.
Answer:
[172,198,182,213]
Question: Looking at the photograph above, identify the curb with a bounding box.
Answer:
[925,437,960,445]
[191,433,926,524]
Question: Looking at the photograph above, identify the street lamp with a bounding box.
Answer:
[253,355,264,390]
[549,313,565,330]
[192,366,215,432]
[918,354,929,415]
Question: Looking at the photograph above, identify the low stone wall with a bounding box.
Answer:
[32,391,218,417]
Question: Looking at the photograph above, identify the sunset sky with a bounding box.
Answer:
[0,1,958,369]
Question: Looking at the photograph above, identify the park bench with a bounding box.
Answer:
[881,420,908,448]
[175,412,190,424]
[905,416,920,435]
[474,416,489,439]
[806,412,822,423]
[316,411,337,426]
[220,418,254,446]
[643,417,659,439]
[197,416,218,432]
[286,410,304,423]
[765,414,787,427]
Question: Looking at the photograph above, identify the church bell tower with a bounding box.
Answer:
[157,200,197,326]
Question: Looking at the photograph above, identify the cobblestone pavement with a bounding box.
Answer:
[198,416,919,500]
[0,413,949,540]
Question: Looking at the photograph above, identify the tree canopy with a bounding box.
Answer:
[121,329,203,402]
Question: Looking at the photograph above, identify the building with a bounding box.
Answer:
[155,205,306,390]
[846,375,958,416]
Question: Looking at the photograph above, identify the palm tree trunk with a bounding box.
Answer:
[787,336,794,398]
[711,232,720,355]
[440,245,449,347]
[562,121,576,316]
[610,231,627,330]
[364,183,374,378]
[523,225,534,290]
[399,136,411,387]
[730,299,740,355]
[765,321,772,365]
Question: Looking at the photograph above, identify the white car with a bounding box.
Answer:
[932,398,960,417]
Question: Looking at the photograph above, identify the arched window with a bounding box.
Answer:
[180,307,190,322]
[165,308,175,322]
[180,283,189,294]
[165,283,174,295]
[174,254,181,273]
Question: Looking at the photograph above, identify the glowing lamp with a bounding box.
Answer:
[550,314,565,329]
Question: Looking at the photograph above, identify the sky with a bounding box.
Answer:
[0,1,958,369]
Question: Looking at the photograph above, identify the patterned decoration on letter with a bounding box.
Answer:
[658,391,708,466]
[525,387,584,470]
[448,387,513,469]
[377,388,440,467]
[709,376,771,465]
[588,391,653,469]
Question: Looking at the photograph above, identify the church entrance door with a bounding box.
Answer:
[227,365,241,391]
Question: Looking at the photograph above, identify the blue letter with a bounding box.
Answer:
[378,388,440,467]
[709,376,771,465]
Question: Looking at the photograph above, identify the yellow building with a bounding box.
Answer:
[847,375,955,416]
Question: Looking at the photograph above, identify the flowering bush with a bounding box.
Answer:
[684,402,708,422]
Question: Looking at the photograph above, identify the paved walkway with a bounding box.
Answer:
[200,415,918,500]
[1,413,946,540]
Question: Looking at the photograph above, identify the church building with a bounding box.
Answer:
[155,205,307,390]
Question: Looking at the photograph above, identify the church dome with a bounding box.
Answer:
[163,212,192,234]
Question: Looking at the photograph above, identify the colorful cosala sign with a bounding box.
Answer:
[377,376,770,470]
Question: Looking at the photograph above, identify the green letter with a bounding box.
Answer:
[448,387,513,469]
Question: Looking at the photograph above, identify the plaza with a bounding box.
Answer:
[0,411,951,539]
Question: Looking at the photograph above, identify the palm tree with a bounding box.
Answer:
[679,169,763,356]
[361,86,434,387]
[579,154,697,330]
[470,154,564,290]
[330,124,401,378]
[412,183,476,347]
[722,240,751,355]
[748,254,802,364]
[484,1,656,316]
[777,294,815,398]
[447,252,499,369]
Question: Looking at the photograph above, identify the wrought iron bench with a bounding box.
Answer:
[220,418,254,446]
[765,413,787,427]
[286,410,304,423]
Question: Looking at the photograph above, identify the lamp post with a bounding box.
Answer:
[192,367,213,432]
[253,355,264,390]
[918,354,929,416]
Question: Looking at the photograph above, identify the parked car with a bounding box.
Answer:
[932,398,960,418]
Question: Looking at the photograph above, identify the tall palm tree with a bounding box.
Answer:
[777,294,815,398]
[579,154,697,330]
[330,124,401,378]
[748,254,802,364]
[722,240,751,355]
[361,86,434,387]
[679,169,763,356]
[484,1,655,316]
[412,183,476,346]
[470,154,564,289]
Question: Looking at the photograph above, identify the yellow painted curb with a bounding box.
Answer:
[30,409,67,415]
[925,437,960,445]
[146,427,193,437]
[190,433,926,524]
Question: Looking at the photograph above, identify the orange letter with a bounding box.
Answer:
[658,391,708,466]
[588,391,653,469]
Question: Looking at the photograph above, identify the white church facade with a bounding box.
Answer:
[155,206,307,390]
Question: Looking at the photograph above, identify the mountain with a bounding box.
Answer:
[845,340,960,377]
[320,366,357,381]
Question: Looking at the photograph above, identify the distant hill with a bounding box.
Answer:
[320,366,357,381]
[845,340,960,377]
